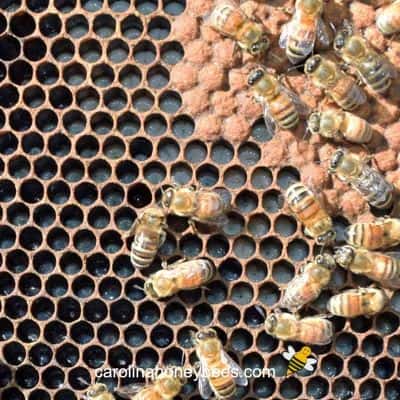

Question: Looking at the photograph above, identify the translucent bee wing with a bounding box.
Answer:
[198,359,214,400]
[386,252,400,260]
[316,19,331,48]
[279,22,290,49]
[221,350,248,387]
[262,103,277,137]
[303,358,317,371]
[280,85,310,116]
[116,383,146,398]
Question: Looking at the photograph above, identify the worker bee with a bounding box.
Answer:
[283,345,317,376]
[161,185,229,227]
[144,258,216,299]
[86,383,115,400]
[327,287,389,317]
[305,55,367,110]
[265,312,334,345]
[334,245,400,288]
[377,0,400,35]
[329,149,393,210]
[208,1,270,56]
[334,23,394,93]
[129,207,167,269]
[281,253,336,312]
[345,217,400,250]
[248,69,309,136]
[286,182,335,245]
[307,109,373,144]
[193,328,248,399]
[279,0,330,64]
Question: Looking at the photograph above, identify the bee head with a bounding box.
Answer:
[157,373,185,396]
[333,32,346,51]
[87,384,107,398]
[334,245,355,267]
[250,32,270,55]
[315,253,336,270]
[265,314,278,334]
[248,68,264,86]
[329,149,345,172]
[305,55,322,75]
[195,328,217,343]
[143,207,166,226]
[317,230,336,245]
[307,112,321,134]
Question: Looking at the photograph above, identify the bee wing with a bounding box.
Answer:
[283,346,296,360]
[303,358,317,371]
[221,350,248,387]
[198,359,214,400]
[386,252,400,260]
[262,102,277,138]
[316,18,331,48]
[280,85,310,116]
[279,22,290,49]
[116,383,146,398]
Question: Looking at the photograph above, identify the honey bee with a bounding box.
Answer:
[193,328,248,399]
[129,207,167,269]
[334,245,400,288]
[329,149,394,210]
[305,55,367,110]
[161,185,229,227]
[144,258,216,299]
[279,0,330,64]
[208,1,270,56]
[248,69,309,136]
[377,0,400,35]
[345,217,400,250]
[307,109,373,144]
[334,23,394,93]
[86,383,115,400]
[281,253,336,312]
[286,182,335,245]
[327,287,389,317]
[265,312,334,345]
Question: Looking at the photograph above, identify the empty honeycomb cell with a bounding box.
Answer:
[321,354,343,377]
[72,275,95,298]
[104,87,128,111]
[248,213,270,238]
[253,377,276,398]
[0,317,14,341]
[386,380,400,400]
[267,354,287,377]
[136,347,159,368]
[335,332,358,356]
[360,379,381,400]
[0,179,16,202]
[43,366,65,389]
[74,229,96,252]
[0,271,15,295]
[180,234,202,257]
[287,239,309,261]
[40,13,62,37]
[233,236,256,259]
[244,305,265,327]
[55,390,76,400]
[161,41,184,65]
[24,37,47,61]
[159,90,182,114]
[116,160,139,183]
[71,322,94,345]
[0,133,18,156]
[274,215,297,237]
[43,320,66,344]
[33,251,55,274]
[52,38,75,62]
[196,164,219,186]
[56,343,79,367]
[150,325,174,348]
[30,390,51,400]
[3,341,26,365]
[0,12,6,34]
[9,59,33,85]
[7,202,29,226]
[144,161,167,184]
[84,299,108,323]
[375,312,399,334]
[107,39,129,63]
[89,160,111,182]
[0,225,16,249]
[235,190,258,214]
[0,34,21,61]
[260,237,283,260]
[32,297,55,320]
[76,87,99,111]
[272,260,295,284]
[374,357,394,379]
[63,62,86,85]
[88,206,110,229]
[98,323,119,346]
[16,364,40,388]
[279,377,302,399]
[133,88,155,112]
[19,273,42,296]
[109,345,133,369]
[231,282,254,305]
[121,16,144,41]
[164,302,187,325]
[74,182,98,206]
[10,11,36,37]
[46,275,68,297]
[192,303,214,325]
[223,212,245,237]
[206,234,229,258]
[170,161,192,184]
[114,207,136,231]
[258,282,280,306]
[83,345,106,368]
[348,355,369,378]
[0,84,19,108]
[246,259,267,282]
[93,14,115,37]
[238,143,261,167]
[27,0,49,12]
[16,320,39,343]
[30,343,53,366]
[48,181,70,204]
[362,334,383,356]
[10,108,33,131]
[262,189,284,213]
[130,137,153,161]
[223,166,247,189]
[128,183,152,208]
[138,301,160,325]
[80,39,102,62]
[82,0,102,12]
[23,85,46,108]
[306,377,329,399]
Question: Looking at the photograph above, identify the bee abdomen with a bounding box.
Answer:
[364,63,392,93]
[130,235,159,268]
[336,83,365,110]
[273,92,299,129]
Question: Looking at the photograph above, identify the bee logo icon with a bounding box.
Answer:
[283,345,317,376]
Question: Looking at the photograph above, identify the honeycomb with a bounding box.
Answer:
[0,0,400,399]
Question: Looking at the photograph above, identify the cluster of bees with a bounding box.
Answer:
[85,0,400,399]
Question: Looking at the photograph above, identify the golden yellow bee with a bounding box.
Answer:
[286,182,335,245]
[279,0,330,64]
[377,0,400,35]
[334,245,400,289]
[334,23,394,93]
[144,258,216,299]
[130,207,167,269]
[281,253,336,312]
[307,109,373,144]
[305,55,367,110]
[283,345,317,376]
[161,185,229,227]
[265,312,333,345]
[327,287,389,317]
[248,69,308,136]
[345,217,400,250]
[86,383,114,400]
[193,328,248,399]
[208,0,270,55]
[329,149,393,210]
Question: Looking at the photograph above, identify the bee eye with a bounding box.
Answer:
[251,43,260,53]
[248,69,264,86]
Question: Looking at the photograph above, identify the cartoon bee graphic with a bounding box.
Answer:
[327,287,390,317]
[283,345,317,376]
[305,55,366,110]
[334,22,394,93]
[307,109,373,144]
[192,328,248,399]
[161,185,229,228]
[345,217,400,250]
[279,0,330,64]
[281,253,336,312]
[329,149,393,210]
[208,0,270,56]
[377,0,400,35]
[129,206,167,269]
[286,182,335,245]
[144,258,216,300]
[334,245,400,289]
[265,312,334,345]
[248,68,309,136]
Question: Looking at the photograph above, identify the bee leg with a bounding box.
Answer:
[188,219,199,234]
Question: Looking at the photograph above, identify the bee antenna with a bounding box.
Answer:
[133,284,145,292]
[254,304,266,319]
[77,377,91,386]
[287,63,305,72]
